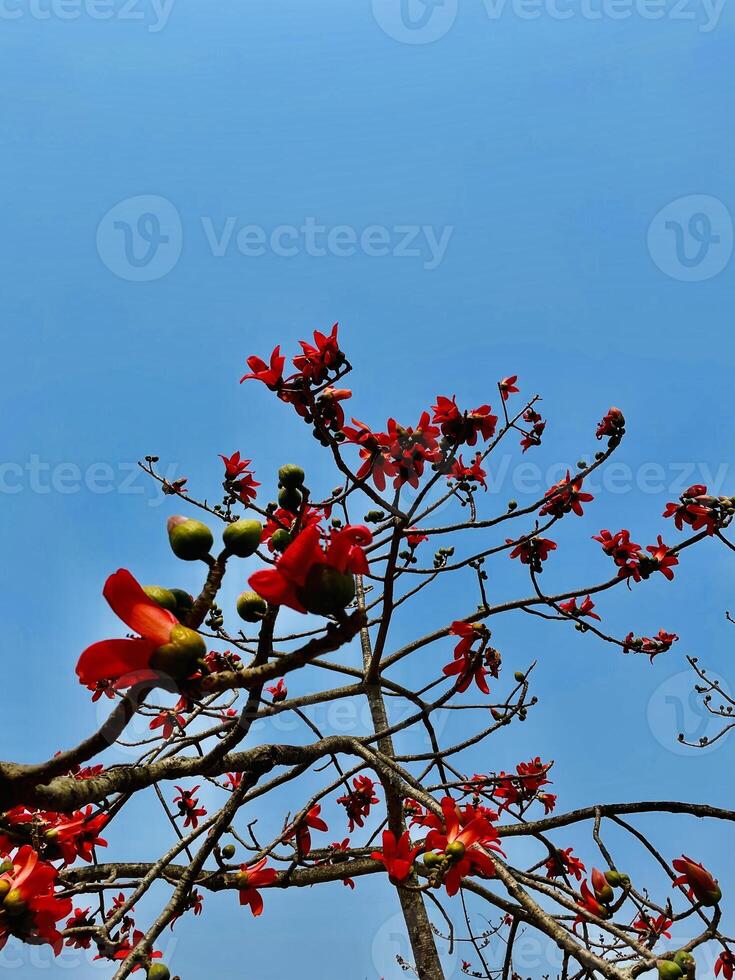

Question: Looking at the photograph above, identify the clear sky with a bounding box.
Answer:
[0,1,733,977]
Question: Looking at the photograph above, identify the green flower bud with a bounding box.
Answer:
[2,888,25,915]
[445,841,466,860]
[147,966,171,980]
[657,961,684,980]
[0,880,11,902]
[143,586,178,612]
[221,843,236,859]
[423,851,442,868]
[604,870,629,887]
[269,529,292,552]
[514,671,526,682]
[236,591,268,623]
[167,516,213,562]
[223,518,263,558]
[278,464,305,488]
[299,565,356,616]
[278,486,302,512]
[168,588,194,620]
[673,951,696,974]
[150,624,206,678]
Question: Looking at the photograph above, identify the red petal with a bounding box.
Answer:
[76,638,157,685]
[249,569,305,613]
[103,569,176,646]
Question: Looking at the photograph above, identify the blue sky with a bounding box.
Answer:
[0,1,733,976]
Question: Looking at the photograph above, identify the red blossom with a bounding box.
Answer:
[450,453,488,489]
[173,786,207,829]
[249,524,371,615]
[0,845,72,955]
[237,858,278,917]
[498,376,519,401]
[76,569,203,689]
[672,855,721,906]
[715,951,735,979]
[633,913,672,940]
[596,407,625,444]
[266,678,288,702]
[240,345,286,388]
[290,805,328,858]
[540,471,594,519]
[371,830,422,884]
[424,797,503,896]
[544,847,586,881]
[431,396,497,446]
[508,536,557,570]
[337,776,379,832]
[292,323,343,382]
[558,595,600,621]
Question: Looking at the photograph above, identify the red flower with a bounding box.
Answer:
[65,907,94,948]
[664,485,718,534]
[240,345,285,388]
[224,772,243,790]
[645,536,678,582]
[76,570,204,688]
[405,528,429,548]
[540,472,593,519]
[498,376,519,401]
[383,413,441,489]
[425,797,503,896]
[508,536,557,569]
[624,629,678,662]
[443,622,490,695]
[596,407,625,444]
[493,758,553,811]
[150,708,186,740]
[317,386,352,431]
[237,858,277,917]
[291,805,328,858]
[249,524,371,615]
[715,951,735,979]
[173,786,207,829]
[371,830,422,884]
[220,452,260,503]
[593,529,642,578]
[292,323,342,382]
[266,678,288,702]
[520,408,546,452]
[337,776,379,832]
[341,418,392,491]
[450,454,488,490]
[574,879,611,928]
[633,913,672,940]
[558,595,600,621]
[0,845,72,955]
[544,847,586,881]
[672,855,721,906]
[50,807,108,864]
[96,929,163,970]
[431,396,497,446]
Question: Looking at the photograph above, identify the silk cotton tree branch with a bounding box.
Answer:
[1,324,734,980]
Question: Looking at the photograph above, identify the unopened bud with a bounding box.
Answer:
[167,516,213,562]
